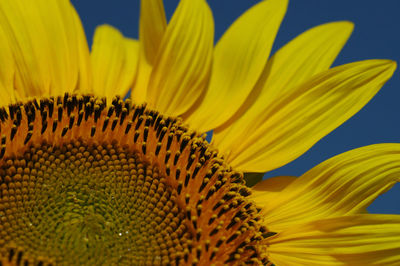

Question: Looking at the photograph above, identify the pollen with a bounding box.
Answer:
[0,94,272,265]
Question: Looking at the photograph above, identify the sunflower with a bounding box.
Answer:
[0,0,399,265]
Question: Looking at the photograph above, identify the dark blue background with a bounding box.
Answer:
[71,0,400,214]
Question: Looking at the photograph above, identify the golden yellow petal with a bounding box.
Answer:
[251,143,400,232]
[225,59,396,172]
[183,0,288,132]
[250,176,296,205]
[213,22,354,155]
[0,26,15,106]
[268,215,400,265]
[0,0,91,99]
[139,0,166,65]
[131,59,152,104]
[91,25,139,101]
[131,0,167,103]
[145,0,214,117]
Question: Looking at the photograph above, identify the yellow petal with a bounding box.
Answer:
[131,0,167,103]
[252,144,400,232]
[251,176,296,204]
[139,0,166,65]
[183,0,288,132]
[225,59,396,172]
[131,57,153,104]
[91,25,139,101]
[69,2,92,94]
[262,21,353,99]
[145,0,214,116]
[0,83,15,106]
[0,0,91,100]
[268,215,400,265]
[213,21,354,154]
[0,26,15,106]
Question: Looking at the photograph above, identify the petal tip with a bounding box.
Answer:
[339,20,355,32]
[321,20,354,36]
[377,59,397,76]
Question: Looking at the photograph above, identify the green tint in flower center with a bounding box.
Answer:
[0,94,272,265]
[0,140,191,265]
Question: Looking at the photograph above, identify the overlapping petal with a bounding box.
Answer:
[183,0,288,132]
[252,176,297,193]
[145,0,214,117]
[91,25,139,101]
[0,0,91,100]
[267,215,400,265]
[250,176,296,203]
[139,0,167,65]
[132,0,167,102]
[223,59,396,172]
[0,0,398,264]
[250,144,400,232]
[0,26,15,106]
[213,21,354,158]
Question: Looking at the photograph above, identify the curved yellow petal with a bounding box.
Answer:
[253,176,297,193]
[131,57,153,104]
[131,0,167,103]
[145,0,214,116]
[0,0,91,100]
[251,176,296,204]
[253,144,400,232]
[213,21,354,154]
[225,59,396,172]
[68,1,92,94]
[183,0,288,132]
[91,25,139,101]
[268,215,400,265]
[0,26,15,106]
[261,21,353,100]
[139,0,166,65]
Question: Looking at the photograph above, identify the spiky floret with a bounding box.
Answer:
[0,94,273,265]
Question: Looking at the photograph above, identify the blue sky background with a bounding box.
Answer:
[71,0,400,214]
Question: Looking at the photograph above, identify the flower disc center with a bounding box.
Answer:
[0,140,190,265]
[0,94,272,265]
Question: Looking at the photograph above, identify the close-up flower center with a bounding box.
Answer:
[1,140,191,265]
[0,94,271,265]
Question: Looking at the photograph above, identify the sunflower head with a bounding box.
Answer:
[0,0,399,265]
[0,94,274,265]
